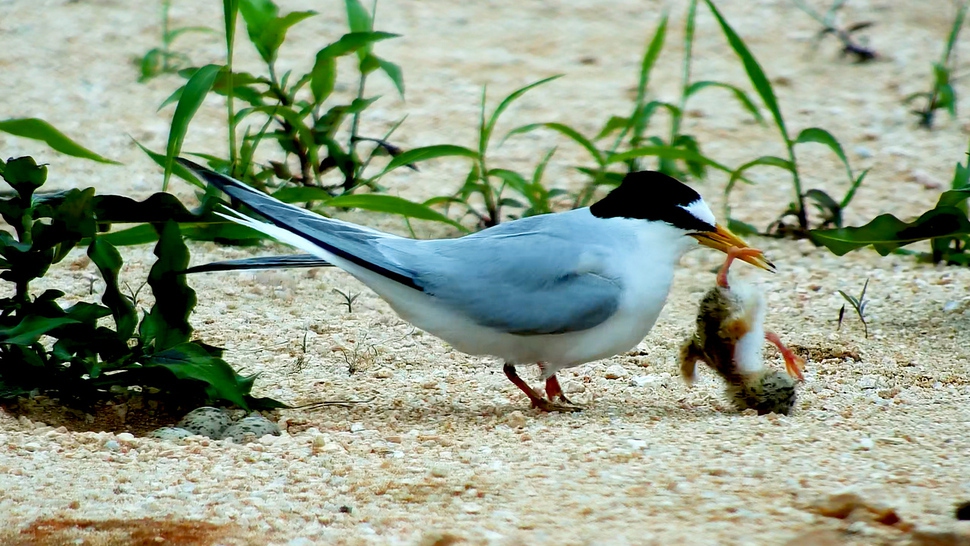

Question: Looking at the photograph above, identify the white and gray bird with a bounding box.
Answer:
[178,158,772,412]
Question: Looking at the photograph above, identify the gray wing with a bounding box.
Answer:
[388,228,623,335]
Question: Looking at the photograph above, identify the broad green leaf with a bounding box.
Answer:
[0,316,77,346]
[251,10,316,63]
[703,0,788,140]
[808,206,970,256]
[376,144,479,177]
[137,140,206,187]
[684,81,764,123]
[1,156,48,201]
[146,342,252,408]
[503,122,604,166]
[163,64,222,191]
[344,0,372,33]
[141,221,196,351]
[88,238,137,339]
[481,75,562,154]
[322,194,469,232]
[727,217,760,237]
[794,127,853,182]
[0,118,119,164]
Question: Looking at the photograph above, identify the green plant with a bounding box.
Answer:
[0,156,280,409]
[793,0,877,63]
[136,0,215,82]
[149,0,468,234]
[504,3,763,208]
[703,0,868,237]
[837,278,870,338]
[905,2,968,128]
[809,139,970,264]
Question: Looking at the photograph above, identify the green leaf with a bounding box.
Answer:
[684,81,764,124]
[808,206,970,256]
[88,238,137,340]
[703,0,788,141]
[376,56,405,98]
[724,155,794,203]
[594,116,631,141]
[141,221,196,351]
[0,316,77,346]
[503,122,604,167]
[163,64,222,191]
[0,118,119,164]
[322,194,469,232]
[344,0,372,33]
[481,75,562,154]
[636,13,668,105]
[257,10,317,63]
[145,342,252,408]
[794,127,853,183]
[310,54,337,104]
[606,146,735,174]
[376,144,479,177]
[727,217,760,237]
[1,156,48,201]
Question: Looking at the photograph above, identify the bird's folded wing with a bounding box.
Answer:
[182,255,332,274]
[395,234,623,336]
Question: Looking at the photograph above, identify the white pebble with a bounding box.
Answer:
[104,440,121,451]
[856,438,875,451]
[604,364,627,379]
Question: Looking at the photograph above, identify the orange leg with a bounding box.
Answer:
[544,375,572,405]
[503,364,581,412]
[717,246,767,288]
[765,331,806,381]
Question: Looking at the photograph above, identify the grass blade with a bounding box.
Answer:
[323,193,469,232]
[376,144,479,177]
[703,0,788,140]
[482,75,562,151]
[684,81,764,123]
[0,118,119,164]
[795,127,853,182]
[163,64,222,191]
[503,122,604,166]
[636,13,669,105]
[606,145,735,175]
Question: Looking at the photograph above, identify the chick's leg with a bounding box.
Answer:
[765,331,806,381]
[503,364,581,412]
[717,247,768,288]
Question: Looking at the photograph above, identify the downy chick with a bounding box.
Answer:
[680,247,805,415]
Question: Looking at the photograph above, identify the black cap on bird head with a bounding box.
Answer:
[589,171,717,232]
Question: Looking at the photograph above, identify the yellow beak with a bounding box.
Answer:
[690,224,775,271]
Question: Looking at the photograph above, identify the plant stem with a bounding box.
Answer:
[224,0,239,175]
[787,141,808,229]
[671,0,697,142]
[347,74,368,187]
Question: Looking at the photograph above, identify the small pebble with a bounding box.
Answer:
[104,439,121,451]
[506,411,527,429]
[856,438,875,451]
[604,364,627,379]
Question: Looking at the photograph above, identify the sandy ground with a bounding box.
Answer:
[2,0,970,544]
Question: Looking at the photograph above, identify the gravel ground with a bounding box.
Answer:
[2,1,970,544]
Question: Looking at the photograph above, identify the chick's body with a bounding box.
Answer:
[680,248,802,415]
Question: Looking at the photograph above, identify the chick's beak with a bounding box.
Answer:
[690,224,775,271]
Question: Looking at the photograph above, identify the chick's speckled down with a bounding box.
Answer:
[680,248,802,415]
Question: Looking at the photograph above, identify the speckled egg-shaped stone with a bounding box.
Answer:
[222,414,281,442]
[176,406,232,439]
[149,426,194,442]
